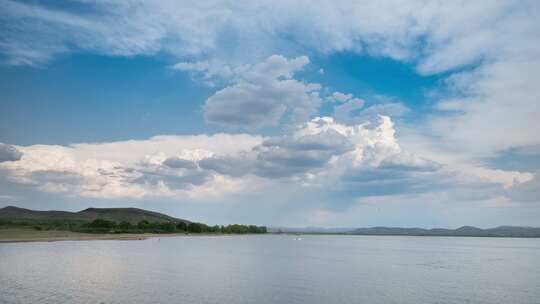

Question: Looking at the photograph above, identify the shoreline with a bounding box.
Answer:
[0,228,240,244]
[2,229,539,244]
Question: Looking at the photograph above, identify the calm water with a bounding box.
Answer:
[1,235,539,304]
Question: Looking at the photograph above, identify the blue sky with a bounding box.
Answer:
[0,53,439,144]
[0,1,539,227]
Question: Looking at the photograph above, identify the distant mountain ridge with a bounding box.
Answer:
[268,226,356,233]
[351,226,540,237]
[0,206,191,224]
[270,225,540,237]
[3,206,539,237]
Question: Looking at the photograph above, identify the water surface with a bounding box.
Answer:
[1,235,539,304]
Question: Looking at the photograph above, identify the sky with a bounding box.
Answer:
[0,0,539,228]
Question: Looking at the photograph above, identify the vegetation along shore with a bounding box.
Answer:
[0,206,267,243]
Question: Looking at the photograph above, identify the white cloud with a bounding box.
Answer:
[171,60,234,86]
[203,55,322,128]
[327,92,353,103]
[334,98,365,123]
[379,152,442,172]
[1,1,530,70]
[296,115,400,164]
[426,59,540,157]
[508,170,540,203]
[0,134,262,199]
[326,93,410,125]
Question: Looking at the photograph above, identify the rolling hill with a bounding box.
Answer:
[269,225,540,237]
[350,226,540,237]
[0,206,191,225]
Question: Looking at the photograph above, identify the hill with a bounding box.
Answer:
[0,206,191,225]
[0,206,267,237]
[350,226,540,237]
[268,225,540,237]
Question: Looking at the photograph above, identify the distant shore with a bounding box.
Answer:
[4,228,540,243]
[0,228,230,244]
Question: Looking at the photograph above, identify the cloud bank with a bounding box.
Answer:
[0,115,531,209]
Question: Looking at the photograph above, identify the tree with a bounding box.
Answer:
[118,221,132,230]
[248,225,259,233]
[176,221,187,231]
[88,218,116,229]
[187,222,203,233]
[137,220,151,230]
[159,222,176,233]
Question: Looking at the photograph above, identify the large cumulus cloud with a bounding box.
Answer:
[200,128,354,178]
[0,116,423,198]
[0,114,532,216]
[199,115,446,186]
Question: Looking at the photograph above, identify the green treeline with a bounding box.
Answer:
[0,218,267,234]
[81,219,267,234]
[0,218,85,231]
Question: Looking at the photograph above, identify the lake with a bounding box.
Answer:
[1,235,539,304]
